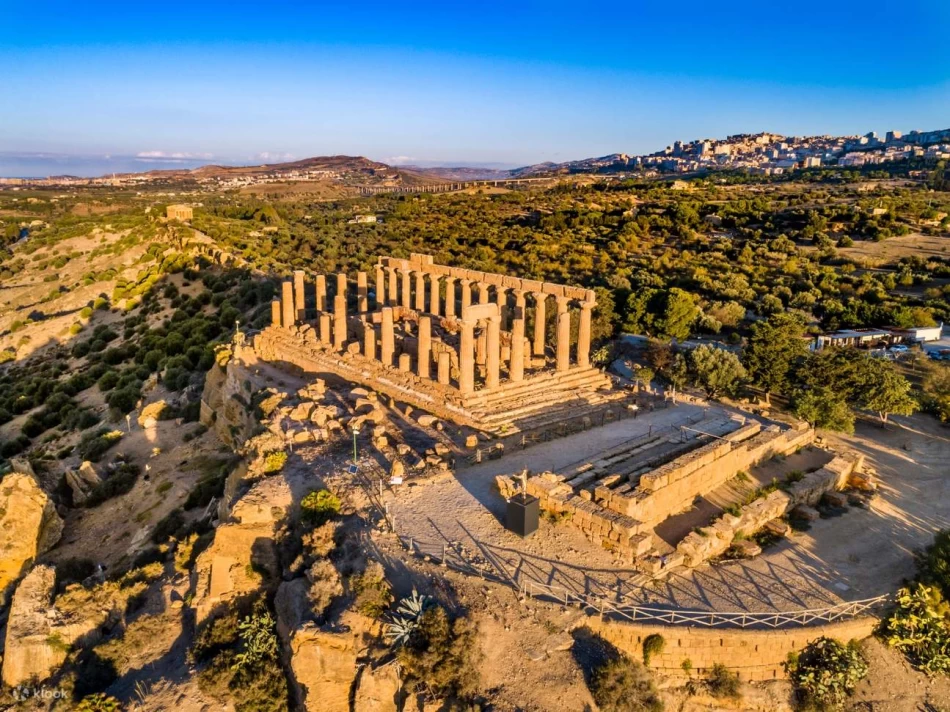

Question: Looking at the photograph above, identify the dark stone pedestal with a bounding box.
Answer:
[506,493,539,538]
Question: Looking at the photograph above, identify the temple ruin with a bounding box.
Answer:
[254,253,630,433]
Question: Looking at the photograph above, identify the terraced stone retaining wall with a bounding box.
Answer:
[585,615,877,681]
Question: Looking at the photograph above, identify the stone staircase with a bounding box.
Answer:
[462,367,628,434]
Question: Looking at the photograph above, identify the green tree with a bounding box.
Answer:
[690,345,747,398]
[743,313,808,404]
[655,288,699,341]
[793,387,856,433]
[858,357,918,425]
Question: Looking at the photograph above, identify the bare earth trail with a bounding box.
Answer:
[385,410,950,615]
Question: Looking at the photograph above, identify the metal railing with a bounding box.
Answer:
[521,579,891,629]
[390,532,890,630]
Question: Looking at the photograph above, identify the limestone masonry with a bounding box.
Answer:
[255,252,629,433]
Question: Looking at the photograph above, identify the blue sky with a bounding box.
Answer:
[2,0,949,176]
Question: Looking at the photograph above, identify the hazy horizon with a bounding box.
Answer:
[3,0,949,177]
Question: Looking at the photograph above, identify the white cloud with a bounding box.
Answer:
[254,152,295,162]
[387,156,417,164]
[135,151,214,161]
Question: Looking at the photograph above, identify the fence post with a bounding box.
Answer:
[408,536,413,553]
[442,543,447,566]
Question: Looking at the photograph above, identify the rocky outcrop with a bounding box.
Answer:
[65,460,102,506]
[1,566,64,687]
[200,360,258,448]
[137,399,167,429]
[354,663,401,712]
[190,472,292,626]
[287,610,382,712]
[0,460,64,604]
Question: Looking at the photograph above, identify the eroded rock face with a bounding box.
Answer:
[354,663,400,712]
[191,473,292,626]
[0,461,64,603]
[288,611,382,712]
[1,566,68,688]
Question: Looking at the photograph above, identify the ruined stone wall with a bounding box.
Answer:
[609,423,815,528]
[585,615,878,681]
[675,452,864,568]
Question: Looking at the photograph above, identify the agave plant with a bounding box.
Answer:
[384,589,433,648]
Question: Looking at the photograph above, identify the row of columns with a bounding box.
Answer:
[374,265,593,369]
[271,269,595,393]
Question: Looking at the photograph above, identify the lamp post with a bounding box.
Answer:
[351,424,360,465]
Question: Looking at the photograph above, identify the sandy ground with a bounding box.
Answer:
[382,405,950,615]
[839,232,950,264]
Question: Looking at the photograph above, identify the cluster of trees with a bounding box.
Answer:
[642,313,919,432]
[193,175,950,350]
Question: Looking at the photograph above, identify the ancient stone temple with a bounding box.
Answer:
[255,253,627,432]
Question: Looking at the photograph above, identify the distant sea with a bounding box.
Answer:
[0,153,213,179]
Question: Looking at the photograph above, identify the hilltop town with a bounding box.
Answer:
[4,126,950,192]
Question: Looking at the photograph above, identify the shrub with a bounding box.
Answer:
[885,584,950,675]
[261,450,287,473]
[352,562,393,619]
[787,637,868,709]
[84,462,140,507]
[76,693,121,711]
[642,633,665,665]
[300,489,341,526]
[195,599,289,712]
[77,428,123,462]
[590,655,663,712]
[918,528,950,600]
[151,507,185,543]
[707,663,741,700]
[395,604,481,701]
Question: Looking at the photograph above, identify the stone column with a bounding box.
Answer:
[555,296,571,372]
[271,299,281,327]
[414,270,426,311]
[429,275,441,316]
[577,300,594,369]
[363,325,376,361]
[333,295,347,351]
[437,351,450,385]
[387,267,398,305]
[281,281,294,328]
[400,269,411,308]
[336,273,347,301]
[495,286,509,329]
[460,279,472,311]
[380,307,395,366]
[486,315,501,390]
[477,282,490,305]
[417,316,431,378]
[375,265,386,308]
[315,275,327,312]
[444,277,456,317]
[459,319,475,394]
[510,310,525,383]
[319,314,331,344]
[293,270,306,322]
[532,292,547,356]
[357,272,368,312]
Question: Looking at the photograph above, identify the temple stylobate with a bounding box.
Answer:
[257,253,625,433]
